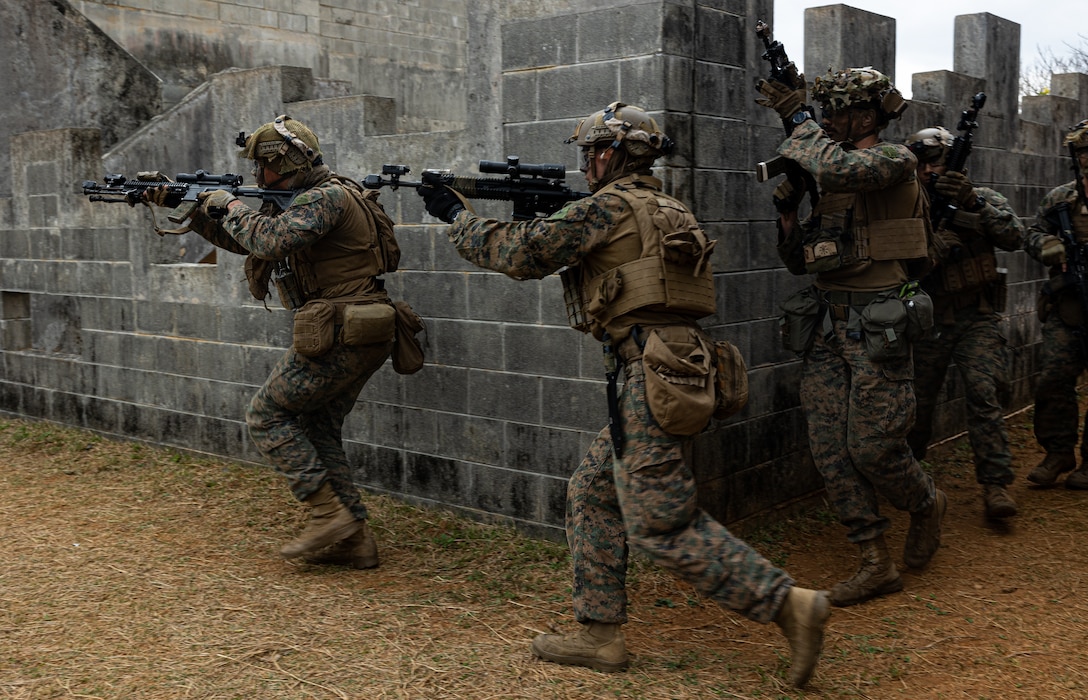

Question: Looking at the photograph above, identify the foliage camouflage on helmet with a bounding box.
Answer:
[906,126,954,164]
[811,67,906,122]
[1065,118,1088,150]
[566,101,675,158]
[239,115,321,175]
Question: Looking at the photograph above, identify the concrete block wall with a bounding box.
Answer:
[71,0,468,131]
[2,0,1086,538]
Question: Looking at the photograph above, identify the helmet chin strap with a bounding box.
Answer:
[841,111,876,147]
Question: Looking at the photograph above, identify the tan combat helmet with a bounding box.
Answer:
[811,67,907,125]
[906,126,955,164]
[1065,118,1088,150]
[567,101,675,158]
[239,115,322,175]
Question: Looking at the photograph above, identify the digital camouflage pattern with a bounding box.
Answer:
[248,339,393,515]
[445,196,616,280]
[1065,119,1088,149]
[909,307,1013,483]
[187,164,393,515]
[909,184,1024,484]
[777,120,916,193]
[1025,180,1088,458]
[801,322,935,542]
[777,119,937,544]
[811,67,893,112]
[1033,317,1088,457]
[568,362,792,624]
[1025,181,1082,258]
[448,181,794,625]
[190,166,357,261]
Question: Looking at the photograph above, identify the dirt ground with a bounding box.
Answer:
[1,402,1086,700]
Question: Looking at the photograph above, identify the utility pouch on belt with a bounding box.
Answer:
[340,303,396,347]
[859,291,910,362]
[391,300,426,374]
[779,286,825,354]
[710,338,749,420]
[293,299,337,357]
[643,326,716,435]
[899,281,934,341]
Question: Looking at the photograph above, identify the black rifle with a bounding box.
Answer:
[1051,201,1088,358]
[752,20,819,211]
[364,156,590,221]
[82,171,297,223]
[930,92,987,231]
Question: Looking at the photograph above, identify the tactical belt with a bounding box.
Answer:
[817,289,886,307]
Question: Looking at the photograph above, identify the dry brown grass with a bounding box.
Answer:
[1,406,1086,699]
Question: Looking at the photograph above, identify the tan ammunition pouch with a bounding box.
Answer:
[563,180,716,334]
[643,326,716,435]
[293,299,337,357]
[803,179,928,274]
[341,303,396,346]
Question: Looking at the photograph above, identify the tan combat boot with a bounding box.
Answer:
[531,622,627,672]
[983,484,1017,518]
[903,489,947,569]
[1026,453,1075,487]
[829,536,903,607]
[774,587,831,687]
[1064,464,1088,490]
[280,482,360,559]
[303,521,379,569]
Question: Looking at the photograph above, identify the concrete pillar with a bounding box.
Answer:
[953,13,1020,145]
[804,4,896,83]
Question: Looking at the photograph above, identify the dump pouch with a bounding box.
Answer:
[391,300,426,374]
[293,299,337,357]
[779,286,825,354]
[710,338,749,420]
[642,326,716,435]
[340,303,396,346]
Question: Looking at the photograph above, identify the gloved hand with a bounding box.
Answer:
[418,184,466,224]
[140,184,174,208]
[772,177,805,214]
[934,171,979,210]
[197,189,238,218]
[135,173,174,208]
[1040,235,1067,266]
[755,77,807,121]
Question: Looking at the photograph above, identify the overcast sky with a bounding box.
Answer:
[770,1,1087,97]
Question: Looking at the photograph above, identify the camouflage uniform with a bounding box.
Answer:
[1025,181,1088,463]
[909,185,1024,489]
[777,119,939,545]
[445,181,794,624]
[188,164,393,520]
